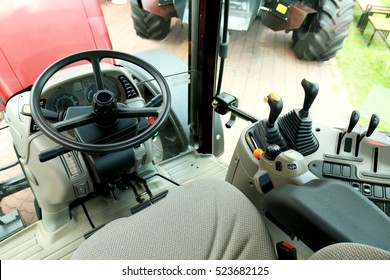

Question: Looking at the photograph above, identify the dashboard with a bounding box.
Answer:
[40,64,139,113]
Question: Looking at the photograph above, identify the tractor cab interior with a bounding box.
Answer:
[0,0,390,262]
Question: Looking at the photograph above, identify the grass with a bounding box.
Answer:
[336,2,390,131]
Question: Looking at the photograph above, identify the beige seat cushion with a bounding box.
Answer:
[72,179,276,260]
[310,243,390,260]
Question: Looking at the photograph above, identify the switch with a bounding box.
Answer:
[351,182,360,192]
[276,161,283,171]
[363,183,372,196]
[74,181,89,197]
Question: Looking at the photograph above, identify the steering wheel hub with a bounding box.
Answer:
[92,90,118,127]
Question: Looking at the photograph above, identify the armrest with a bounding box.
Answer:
[262,179,390,252]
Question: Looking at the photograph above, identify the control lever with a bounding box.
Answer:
[299,79,319,118]
[251,93,287,150]
[336,110,360,154]
[355,113,380,157]
[39,146,71,162]
[265,93,283,128]
[212,92,259,128]
[278,78,319,156]
[21,104,60,122]
[347,110,361,133]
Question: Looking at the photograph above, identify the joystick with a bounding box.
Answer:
[265,93,283,128]
[355,113,380,157]
[252,93,287,150]
[278,78,319,156]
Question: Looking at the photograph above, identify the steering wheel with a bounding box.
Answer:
[30,50,171,157]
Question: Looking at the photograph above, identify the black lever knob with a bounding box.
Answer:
[299,79,319,118]
[264,144,281,161]
[336,110,360,155]
[367,113,380,137]
[347,110,360,133]
[265,92,283,128]
[354,113,380,157]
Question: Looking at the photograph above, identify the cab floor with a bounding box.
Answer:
[0,151,228,260]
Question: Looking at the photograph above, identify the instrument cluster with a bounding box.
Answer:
[41,72,137,113]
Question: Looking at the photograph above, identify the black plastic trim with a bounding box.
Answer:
[263,179,390,252]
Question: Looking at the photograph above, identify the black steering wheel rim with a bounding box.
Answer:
[30,49,171,154]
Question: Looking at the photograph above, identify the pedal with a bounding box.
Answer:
[0,210,26,242]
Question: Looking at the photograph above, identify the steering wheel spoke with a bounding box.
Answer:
[116,106,161,118]
[53,112,97,132]
[89,54,105,90]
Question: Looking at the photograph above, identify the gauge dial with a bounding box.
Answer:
[52,94,79,112]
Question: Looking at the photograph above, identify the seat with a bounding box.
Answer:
[72,179,277,260]
[72,178,390,260]
[309,243,390,260]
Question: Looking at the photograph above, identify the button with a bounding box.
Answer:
[332,164,341,176]
[362,183,372,196]
[385,204,390,217]
[374,201,385,211]
[322,162,331,175]
[386,187,390,199]
[373,185,384,198]
[342,165,351,178]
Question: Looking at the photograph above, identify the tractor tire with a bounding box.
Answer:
[292,0,355,61]
[130,0,171,40]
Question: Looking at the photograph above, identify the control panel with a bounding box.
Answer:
[223,78,390,218]
[309,160,390,216]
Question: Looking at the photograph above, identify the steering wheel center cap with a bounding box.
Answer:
[92,90,118,127]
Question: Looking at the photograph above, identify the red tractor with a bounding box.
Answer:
[0,0,112,114]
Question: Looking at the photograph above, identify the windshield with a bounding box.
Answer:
[102,0,390,163]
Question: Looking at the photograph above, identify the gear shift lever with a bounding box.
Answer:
[300,79,319,118]
[278,78,319,156]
